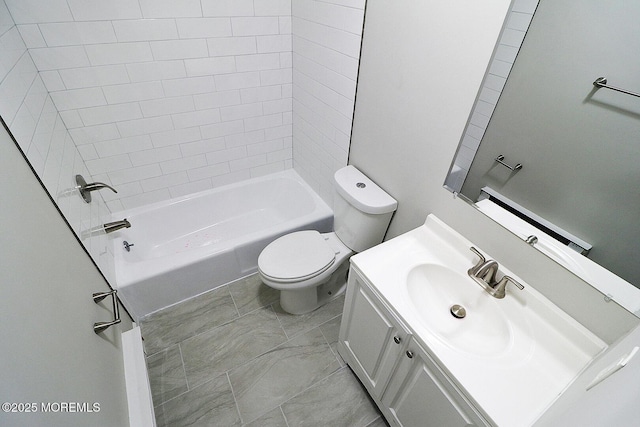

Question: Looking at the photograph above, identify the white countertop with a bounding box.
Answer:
[351,215,606,427]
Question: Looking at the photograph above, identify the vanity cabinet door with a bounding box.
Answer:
[338,270,409,398]
[382,338,489,427]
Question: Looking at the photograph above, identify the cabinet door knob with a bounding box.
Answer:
[393,335,401,344]
[406,350,414,359]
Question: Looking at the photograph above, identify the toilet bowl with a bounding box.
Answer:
[259,231,353,314]
[258,165,397,314]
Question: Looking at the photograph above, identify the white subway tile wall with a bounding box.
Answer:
[447,0,539,191]
[0,2,115,283]
[6,0,300,211]
[292,0,365,204]
[0,0,365,287]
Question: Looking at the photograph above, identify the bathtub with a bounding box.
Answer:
[111,169,333,320]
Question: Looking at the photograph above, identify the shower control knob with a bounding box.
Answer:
[406,350,414,359]
[393,336,401,344]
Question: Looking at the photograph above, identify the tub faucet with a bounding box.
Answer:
[76,174,118,203]
[103,219,131,234]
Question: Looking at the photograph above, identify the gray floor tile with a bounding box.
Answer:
[143,274,390,427]
[230,327,341,424]
[146,344,188,406]
[154,404,165,427]
[181,306,288,388]
[243,407,288,427]
[228,274,279,315]
[161,374,241,427]
[319,314,345,365]
[366,416,390,427]
[282,367,381,427]
[140,286,239,355]
[274,294,345,339]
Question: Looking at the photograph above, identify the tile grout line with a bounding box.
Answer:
[225,371,244,425]
[177,342,190,391]
[272,302,293,341]
[318,319,344,365]
[279,405,291,427]
[226,282,242,317]
[277,366,350,421]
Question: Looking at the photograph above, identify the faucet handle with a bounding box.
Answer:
[76,174,118,203]
[468,247,486,276]
[492,275,524,299]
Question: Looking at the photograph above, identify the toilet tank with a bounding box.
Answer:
[333,165,398,253]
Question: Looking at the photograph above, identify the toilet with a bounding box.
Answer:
[258,165,397,314]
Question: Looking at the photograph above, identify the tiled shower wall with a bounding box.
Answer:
[0,1,115,283]
[8,0,294,212]
[292,0,365,205]
[5,0,365,213]
[1,0,365,287]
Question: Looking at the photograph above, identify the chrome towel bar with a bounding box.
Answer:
[494,154,522,171]
[93,289,121,334]
[593,77,640,98]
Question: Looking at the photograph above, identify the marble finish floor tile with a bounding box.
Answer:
[144,273,385,426]
[160,374,241,427]
[366,416,391,427]
[230,327,342,424]
[274,294,345,339]
[319,314,345,365]
[140,285,239,355]
[243,407,288,427]
[146,344,188,405]
[181,306,288,388]
[228,274,279,315]
[282,367,380,427]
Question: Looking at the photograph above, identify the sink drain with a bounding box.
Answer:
[450,304,466,319]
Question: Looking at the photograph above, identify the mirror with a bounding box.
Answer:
[446,0,640,312]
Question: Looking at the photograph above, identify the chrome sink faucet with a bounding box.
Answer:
[468,247,524,299]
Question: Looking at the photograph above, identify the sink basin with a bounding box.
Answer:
[350,215,608,427]
[406,264,513,356]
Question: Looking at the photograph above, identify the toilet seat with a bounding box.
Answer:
[258,230,336,283]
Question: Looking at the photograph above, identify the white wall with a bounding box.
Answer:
[292,0,365,205]
[0,0,115,283]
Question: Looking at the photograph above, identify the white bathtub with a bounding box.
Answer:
[111,169,333,320]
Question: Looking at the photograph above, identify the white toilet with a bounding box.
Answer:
[258,165,397,314]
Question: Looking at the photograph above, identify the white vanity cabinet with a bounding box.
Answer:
[339,266,490,427]
[381,336,487,427]
[338,268,410,398]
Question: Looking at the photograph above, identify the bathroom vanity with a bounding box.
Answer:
[337,215,608,426]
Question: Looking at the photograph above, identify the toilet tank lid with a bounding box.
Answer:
[334,165,398,215]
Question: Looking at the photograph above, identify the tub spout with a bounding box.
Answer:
[104,219,131,234]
